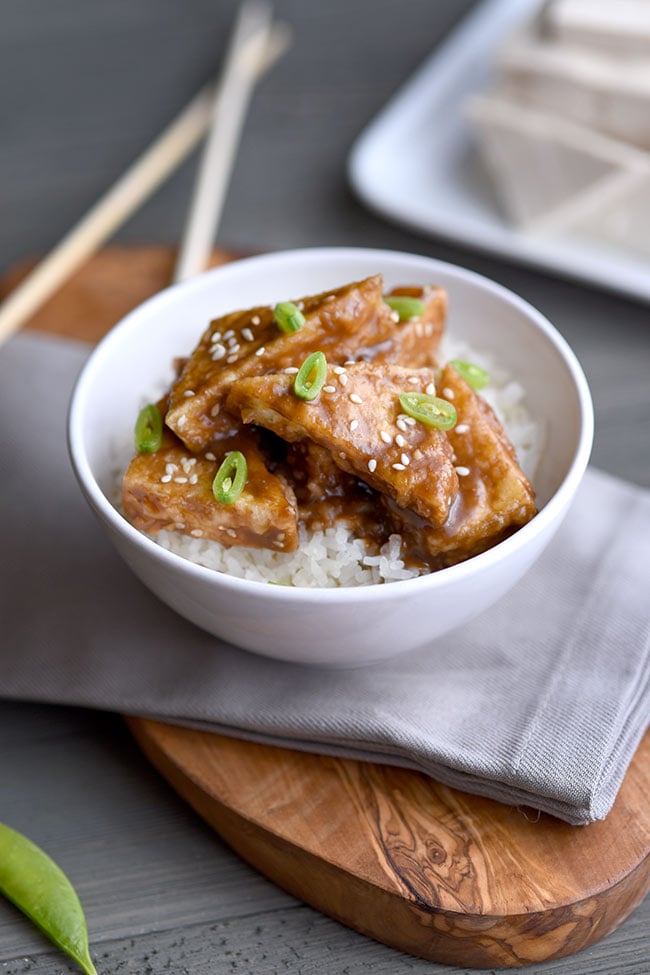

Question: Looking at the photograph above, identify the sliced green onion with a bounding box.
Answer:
[450,359,490,390]
[274,301,305,333]
[294,351,327,401]
[399,392,457,430]
[385,296,425,321]
[212,451,247,504]
[134,404,163,453]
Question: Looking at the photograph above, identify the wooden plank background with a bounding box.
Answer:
[1,2,649,973]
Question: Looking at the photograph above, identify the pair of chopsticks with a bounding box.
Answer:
[0,0,290,347]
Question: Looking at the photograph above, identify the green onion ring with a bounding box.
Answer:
[294,351,327,401]
[398,392,457,430]
[450,358,490,390]
[385,296,425,321]
[212,451,247,504]
[274,301,305,333]
[134,404,163,453]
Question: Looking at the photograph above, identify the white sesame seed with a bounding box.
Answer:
[443,387,455,400]
[255,346,266,356]
[228,342,240,354]
[161,474,172,483]
[210,404,220,416]
[455,466,471,476]
[407,376,419,384]
[227,528,237,538]
[211,331,222,342]
[175,523,185,530]
[174,476,188,484]
[404,416,416,426]
[339,451,346,459]
[333,366,346,375]
[226,354,238,364]
[380,430,392,444]
[296,301,304,310]
[251,315,261,325]
[455,423,469,434]
[223,330,235,340]
[396,418,407,432]
[177,416,187,429]
[425,383,436,395]
[190,529,203,537]
[344,360,356,366]
[283,366,299,374]
[205,452,216,461]
[183,389,195,397]
[277,532,285,542]
[189,474,198,484]
[395,434,407,448]
[165,463,176,474]
[339,373,348,386]
[368,458,377,473]
[241,327,254,342]
[350,419,359,431]
[401,453,410,466]
[349,393,363,404]
[390,310,400,323]
[323,385,336,393]
[211,344,226,360]
[392,463,406,471]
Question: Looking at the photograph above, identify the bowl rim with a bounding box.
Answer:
[68,245,594,604]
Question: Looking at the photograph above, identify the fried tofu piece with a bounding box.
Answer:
[385,363,536,567]
[227,362,459,527]
[285,440,359,506]
[283,440,383,536]
[122,428,298,551]
[371,285,447,368]
[165,275,400,451]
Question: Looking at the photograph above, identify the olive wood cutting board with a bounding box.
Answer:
[9,245,650,970]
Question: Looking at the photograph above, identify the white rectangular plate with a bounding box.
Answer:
[348,0,650,304]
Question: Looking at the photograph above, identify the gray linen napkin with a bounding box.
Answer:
[2,332,649,825]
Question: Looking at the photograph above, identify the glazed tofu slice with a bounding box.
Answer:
[284,439,383,536]
[227,362,459,527]
[166,275,399,451]
[386,363,536,567]
[285,440,360,506]
[122,428,298,551]
[372,285,447,368]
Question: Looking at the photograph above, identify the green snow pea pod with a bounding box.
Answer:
[0,822,97,975]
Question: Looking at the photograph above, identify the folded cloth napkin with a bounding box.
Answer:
[2,332,649,825]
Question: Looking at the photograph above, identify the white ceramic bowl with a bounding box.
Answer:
[68,247,593,666]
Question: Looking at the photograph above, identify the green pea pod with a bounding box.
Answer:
[0,823,97,975]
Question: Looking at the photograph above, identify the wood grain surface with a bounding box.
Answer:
[128,719,650,969]
[16,244,649,970]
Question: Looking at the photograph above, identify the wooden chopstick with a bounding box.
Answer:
[0,12,289,347]
[174,0,281,283]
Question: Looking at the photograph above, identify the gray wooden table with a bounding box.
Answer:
[1,2,648,973]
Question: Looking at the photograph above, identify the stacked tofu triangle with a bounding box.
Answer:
[466,0,650,256]
[123,275,536,575]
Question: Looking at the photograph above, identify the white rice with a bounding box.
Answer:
[122,338,542,587]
